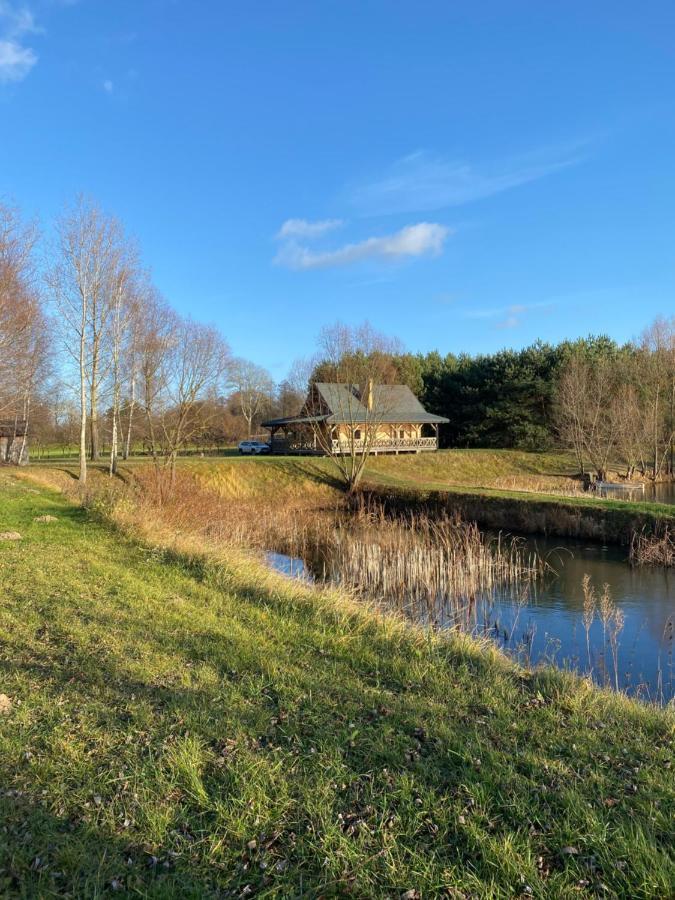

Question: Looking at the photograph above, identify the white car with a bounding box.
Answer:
[238,440,270,455]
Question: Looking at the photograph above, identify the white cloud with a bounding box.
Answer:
[275,222,451,271]
[103,78,114,94]
[276,218,344,239]
[347,144,589,215]
[464,301,553,329]
[0,2,40,83]
[0,38,35,81]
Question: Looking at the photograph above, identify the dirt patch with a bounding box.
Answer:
[0,531,22,541]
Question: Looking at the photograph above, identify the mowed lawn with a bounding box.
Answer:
[0,472,673,898]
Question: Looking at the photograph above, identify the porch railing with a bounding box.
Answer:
[269,435,438,454]
[331,436,437,453]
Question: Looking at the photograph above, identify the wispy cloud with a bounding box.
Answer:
[464,301,554,329]
[275,222,451,271]
[0,1,40,83]
[103,78,114,94]
[276,218,344,240]
[347,144,589,216]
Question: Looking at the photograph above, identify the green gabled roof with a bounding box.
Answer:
[262,384,448,428]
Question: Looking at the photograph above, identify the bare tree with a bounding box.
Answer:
[230,359,274,438]
[107,246,140,475]
[0,203,40,415]
[304,321,403,492]
[555,352,588,475]
[138,295,231,498]
[48,198,120,484]
[556,350,622,481]
[639,316,675,479]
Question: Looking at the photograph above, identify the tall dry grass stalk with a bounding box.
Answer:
[583,576,625,691]
[126,469,548,631]
[492,474,586,496]
[327,503,548,628]
[582,574,596,675]
[629,526,674,567]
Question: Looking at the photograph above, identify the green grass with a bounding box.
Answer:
[179,449,675,517]
[369,448,576,485]
[365,468,675,516]
[0,472,673,897]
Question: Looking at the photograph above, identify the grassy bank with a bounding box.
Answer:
[0,472,673,897]
[362,483,675,546]
[187,451,675,546]
[27,450,675,548]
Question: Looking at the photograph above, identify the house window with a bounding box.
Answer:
[354,429,361,440]
[399,429,405,439]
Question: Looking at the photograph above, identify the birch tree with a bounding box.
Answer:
[48,198,116,484]
[106,246,140,475]
[230,359,274,438]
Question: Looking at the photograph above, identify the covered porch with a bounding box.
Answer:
[263,417,441,456]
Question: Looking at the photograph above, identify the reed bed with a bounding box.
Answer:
[629,525,674,567]
[326,504,548,628]
[126,469,548,632]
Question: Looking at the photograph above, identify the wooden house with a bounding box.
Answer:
[262,382,448,455]
[0,421,28,466]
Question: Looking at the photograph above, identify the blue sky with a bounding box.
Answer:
[1,1,674,378]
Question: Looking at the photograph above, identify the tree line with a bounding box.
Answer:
[0,197,296,493]
[1,196,673,486]
[348,327,674,479]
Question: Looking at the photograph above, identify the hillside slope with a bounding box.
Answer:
[0,472,673,897]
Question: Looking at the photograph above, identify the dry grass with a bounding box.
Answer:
[367,449,577,489]
[490,473,586,496]
[184,456,340,505]
[97,469,548,638]
[328,500,548,628]
[629,526,675,567]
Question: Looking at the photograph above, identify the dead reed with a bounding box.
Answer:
[492,474,586,496]
[327,504,548,628]
[629,526,674,567]
[580,575,625,691]
[128,469,548,631]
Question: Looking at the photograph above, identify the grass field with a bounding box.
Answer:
[163,450,675,525]
[0,469,673,897]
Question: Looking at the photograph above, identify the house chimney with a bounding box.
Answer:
[362,378,374,411]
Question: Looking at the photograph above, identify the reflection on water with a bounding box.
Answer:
[489,537,673,703]
[646,481,675,506]
[267,536,674,704]
[265,551,309,580]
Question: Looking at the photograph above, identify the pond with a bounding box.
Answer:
[646,480,675,506]
[489,536,673,703]
[267,532,674,704]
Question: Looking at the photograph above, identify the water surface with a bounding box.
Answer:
[267,536,673,703]
[646,481,675,506]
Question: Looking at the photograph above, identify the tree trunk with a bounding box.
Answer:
[90,355,99,461]
[670,375,674,476]
[653,384,660,479]
[123,376,136,460]
[79,323,87,485]
[18,394,30,463]
[109,410,118,476]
